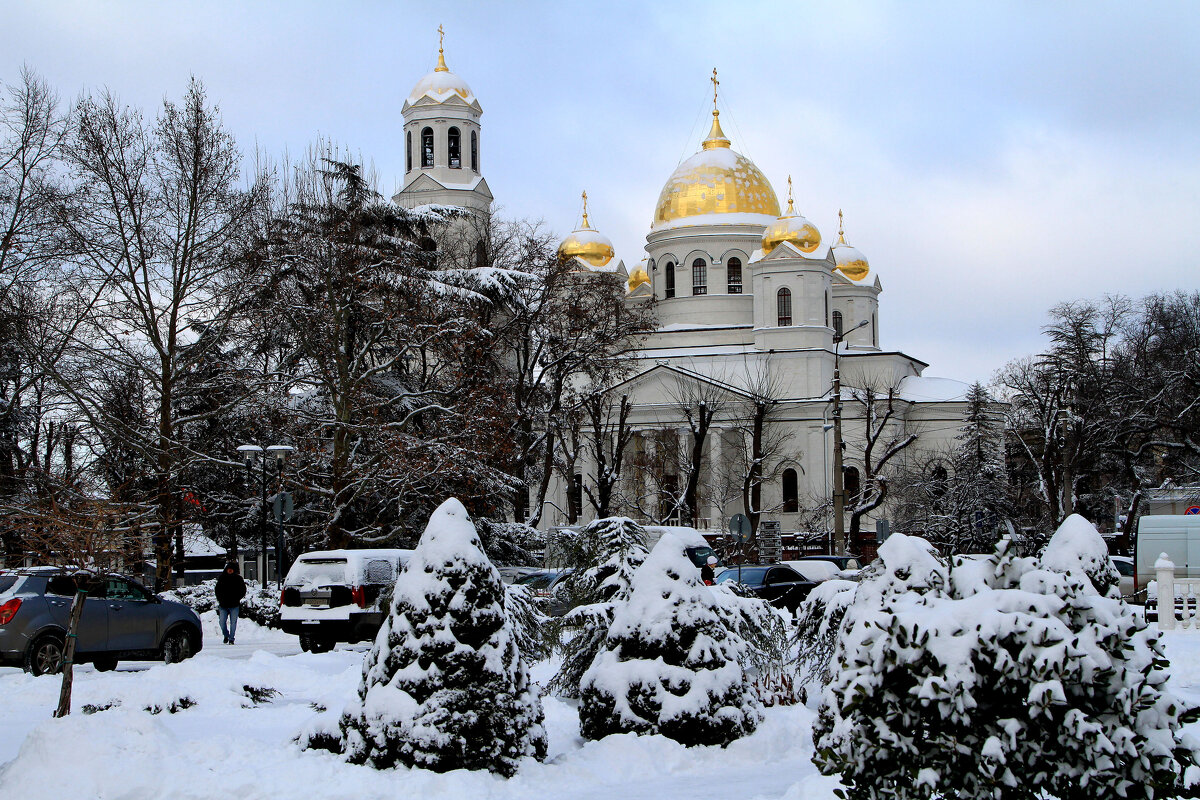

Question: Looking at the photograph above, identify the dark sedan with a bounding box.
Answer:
[714,564,816,612]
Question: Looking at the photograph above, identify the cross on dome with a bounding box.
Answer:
[581,190,591,228]
[435,24,448,72]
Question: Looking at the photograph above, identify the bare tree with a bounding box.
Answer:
[841,378,918,549]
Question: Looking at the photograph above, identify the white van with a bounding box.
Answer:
[1135,515,1200,594]
[279,548,412,652]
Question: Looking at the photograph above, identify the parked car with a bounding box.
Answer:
[0,567,203,675]
[714,564,816,612]
[279,549,413,652]
[796,555,863,571]
[1111,556,1136,599]
[784,559,841,583]
[514,569,574,616]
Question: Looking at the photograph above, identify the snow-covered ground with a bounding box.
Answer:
[2,620,1199,799]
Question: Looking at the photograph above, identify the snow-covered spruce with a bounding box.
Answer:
[791,578,857,685]
[504,582,552,664]
[328,498,546,776]
[549,516,649,698]
[578,533,761,746]
[813,516,1200,800]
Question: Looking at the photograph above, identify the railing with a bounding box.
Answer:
[1155,555,1200,630]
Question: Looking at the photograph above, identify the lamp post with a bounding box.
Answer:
[830,319,869,555]
[236,443,293,585]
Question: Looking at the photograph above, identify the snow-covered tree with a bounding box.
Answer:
[548,516,648,698]
[814,519,1200,800]
[791,578,857,685]
[578,533,760,746]
[336,498,546,776]
[504,582,551,664]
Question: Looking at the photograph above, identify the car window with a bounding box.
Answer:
[0,576,15,594]
[364,559,394,584]
[716,567,767,586]
[105,577,150,602]
[516,573,554,590]
[766,568,799,585]
[287,558,348,588]
[686,546,718,568]
[46,575,78,596]
[1114,560,1134,577]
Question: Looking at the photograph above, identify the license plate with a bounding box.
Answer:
[301,621,320,626]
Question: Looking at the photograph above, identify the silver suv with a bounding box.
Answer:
[0,568,203,675]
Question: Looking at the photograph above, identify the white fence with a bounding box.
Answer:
[1155,555,1200,630]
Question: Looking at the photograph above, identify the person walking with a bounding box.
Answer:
[215,562,247,644]
[701,555,718,585]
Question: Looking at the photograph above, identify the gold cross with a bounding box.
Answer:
[788,175,794,205]
[581,190,590,226]
[438,24,445,53]
[838,208,845,236]
[711,68,719,109]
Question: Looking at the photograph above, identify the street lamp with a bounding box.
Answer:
[830,318,869,555]
[236,443,293,586]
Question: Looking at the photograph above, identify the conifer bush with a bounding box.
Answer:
[813,517,1200,800]
[578,533,760,747]
[334,498,546,776]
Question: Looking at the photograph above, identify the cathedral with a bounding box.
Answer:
[393,39,970,548]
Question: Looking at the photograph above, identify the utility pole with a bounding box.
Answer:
[830,319,868,555]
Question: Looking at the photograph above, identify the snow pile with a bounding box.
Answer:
[1040,512,1120,598]
[322,498,546,776]
[578,533,760,746]
[814,519,1200,799]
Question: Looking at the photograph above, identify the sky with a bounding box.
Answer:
[4,0,1198,385]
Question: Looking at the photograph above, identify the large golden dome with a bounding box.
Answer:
[652,113,780,229]
[558,192,615,268]
[832,209,870,281]
[761,177,821,255]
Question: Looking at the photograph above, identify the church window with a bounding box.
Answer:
[569,474,583,523]
[470,130,478,172]
[406,131,412,173]
[844,466,861,507]
[727,257,742,294]
[448,127,461,168]
[873,313,878,346]
[777,287,792,326]
[665,261,675,298]
[692,258,707,295]
[782,468,799,512]
[825,292,829,326]
[421,127,434,168]
[832,310,843,337]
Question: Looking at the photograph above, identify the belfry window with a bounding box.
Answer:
[664,261,675,298]
[727,257,742,294]
[782,468,799,512]
[777,287,792,326]
[406,131,412,173]
[448,127,461,168]
[832,310,843,337]
[421,127,434,168]
[470,131,478,172]
[692,258,707,295]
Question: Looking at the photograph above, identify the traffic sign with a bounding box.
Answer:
[729,513,751,543]
[273,492,294,522]
[1186,506,1200,516]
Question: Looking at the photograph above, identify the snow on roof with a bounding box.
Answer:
[182,530,226,558]
[652,211,778,232]
[897,375,971,403]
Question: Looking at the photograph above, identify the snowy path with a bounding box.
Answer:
[1,627,1199,799]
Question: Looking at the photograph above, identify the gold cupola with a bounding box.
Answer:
[652,70,780,230]
[558,191,616,268]
[627,260,650,292]
[406,26,479,109]
[831,209,870,281]
[761,176,822,255]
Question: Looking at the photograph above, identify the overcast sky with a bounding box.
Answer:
[5,1,1197,384]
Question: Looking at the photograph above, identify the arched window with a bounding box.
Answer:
[692,258,707,295]
[825,292,829,326]
[872,313,878,346]
[470,130,478,172]
[844,466,861,507]
[664,261,676,298]
[727,257,742,294]
[832,310,843,337]
[421,127,434,168]
[474,240,488,270]
[447,127,461,168]
[782,468,799,512]
[406,130,412,173]
[569,474,584,523]
[777,287,792,326]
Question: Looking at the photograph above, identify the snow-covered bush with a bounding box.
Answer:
[504,582,552,663]
[578,533,760,747]
[331,498,546,776]
[474,517,545,567]
[792,578,857,685]
[548,517,649,698]
[164,578,281,629]
[708,581,792,674]
[813,519,1200,800]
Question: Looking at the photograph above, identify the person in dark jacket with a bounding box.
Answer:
[215,562,247,644]
[701,555,718,585]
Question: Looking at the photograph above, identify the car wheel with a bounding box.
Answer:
[310,637,334,653]
[162,630,193,664]
[299,633,314,653]
[26,633,65,676]
[92,656,118,672]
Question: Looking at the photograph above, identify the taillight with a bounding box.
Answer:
[351,586,366,608]
[0,598,21,625]
[280,589,285,608]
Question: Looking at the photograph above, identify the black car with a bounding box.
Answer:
[714,564,816,612]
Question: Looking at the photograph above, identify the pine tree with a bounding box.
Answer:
[547,516,648,698]
[578,533,760,746]
[337,498,546,776]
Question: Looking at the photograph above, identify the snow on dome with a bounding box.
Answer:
[652,141,779,230]
[407,68,477,106]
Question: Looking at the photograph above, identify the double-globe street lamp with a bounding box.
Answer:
[236,443,294,586]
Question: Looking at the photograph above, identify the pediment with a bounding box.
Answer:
[602,363,755,410]
[757,240,834,265]
[399,172,444,194]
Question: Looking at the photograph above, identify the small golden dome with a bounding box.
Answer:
[652,70,779,229]
[627,261,650,292]
[558,191,615,268]
[832,209,870,281]
[761,176,821,255]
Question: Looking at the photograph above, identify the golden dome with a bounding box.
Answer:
[831,209,870,281]
[761,176,821,255]
[652,109,779,228]
[558,191,615,268]
[627,261,650,292]
[407,28,477,107]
